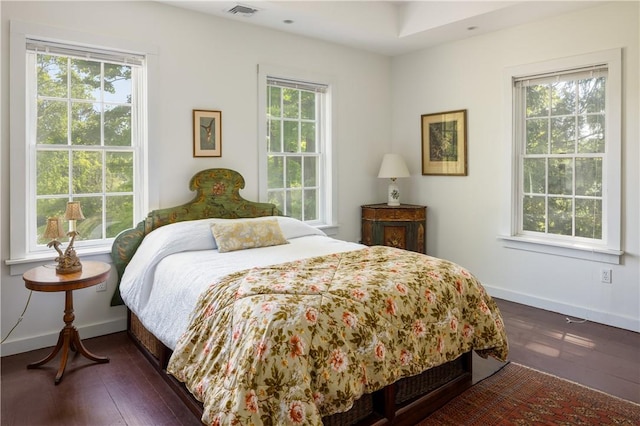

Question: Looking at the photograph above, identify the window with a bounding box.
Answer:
[9,21,152,265]
[258,66,336,229]
[502,50,622,263]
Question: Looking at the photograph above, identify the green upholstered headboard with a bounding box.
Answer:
[110,168,279,305]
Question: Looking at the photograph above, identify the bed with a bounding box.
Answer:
[111,168,508,425]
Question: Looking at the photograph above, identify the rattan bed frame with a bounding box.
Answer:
[111,168,472,425]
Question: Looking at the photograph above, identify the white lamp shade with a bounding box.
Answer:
[378,154,410,179]
[378,154,410,206]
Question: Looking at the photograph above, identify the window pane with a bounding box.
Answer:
[286,189,302,220]
[267,190,284,212]
[525,118,548,154]
[104,104,131,146]
[283,121,299,152]
[37,100,68,145]
[550,116,575,154]
[29,47,141,251]
[301,122,316,152]
[104,63,132,103]
[72,151,103,194]
[70,59,100,101]
[548,158,573,195]
[267,156,284,189]
[575,198,602,239]
[106,195,133,238]
[37,54,67,98]
[74,196,103,240]
[551,80,576,115]
[71,102,101,145]
[266,78,325,225]
[575,158,602,197]
[304,157,317,187]
[522,195,545,232]
[106,152,133,192]
[304,189,317,221]
[283,88,299,119]
[268,119,281,152]
[268,86,281,117]
[523,158,545,194]
[548,197,572,236]
[301,91,315,120]
[577,114,604,153]
[578,77,605,114]
[36,198,69,244]
[37,151,69,195]
[526,85,549,117]
[286,156,302,188]
[516,63,610,244]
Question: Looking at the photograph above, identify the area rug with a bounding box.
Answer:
[419,362,640,425]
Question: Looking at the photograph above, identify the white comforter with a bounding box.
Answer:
[119,216,363,349]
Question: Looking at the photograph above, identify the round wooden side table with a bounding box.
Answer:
[22,260,111,384]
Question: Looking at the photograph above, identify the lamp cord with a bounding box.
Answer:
[1,290,33,344]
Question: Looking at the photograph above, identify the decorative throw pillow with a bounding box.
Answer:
[211,219,289,253]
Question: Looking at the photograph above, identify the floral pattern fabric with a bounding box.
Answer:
[211,218,289,253]
[167,246,508,426]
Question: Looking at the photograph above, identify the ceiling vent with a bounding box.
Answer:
[226,4,259,17]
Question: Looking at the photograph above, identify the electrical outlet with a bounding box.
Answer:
[96,282,107,292]
[600,268,612,284]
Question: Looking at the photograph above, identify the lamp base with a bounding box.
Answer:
[55,255,82,275]
[387,180,400,206]
[56,263,82,275]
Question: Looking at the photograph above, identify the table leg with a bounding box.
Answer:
[71,327,109,364]
[27,329,64,368]
[28,289,109,385]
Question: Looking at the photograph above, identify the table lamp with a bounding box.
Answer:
[378,154,410,206]
[43,217,65,246]
[45,201,85,274]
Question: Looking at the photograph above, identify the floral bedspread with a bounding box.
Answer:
[167,246,508,425]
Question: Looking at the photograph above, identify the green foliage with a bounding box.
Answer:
[521,75,605,240]
[266,84,320,221]
[34,52,134,246]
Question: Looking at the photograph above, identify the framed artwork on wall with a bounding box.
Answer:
[421,109,467,176]
[193,109,222,157]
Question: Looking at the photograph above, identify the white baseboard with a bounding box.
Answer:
[485,285,640,333]
[0,318,127,357]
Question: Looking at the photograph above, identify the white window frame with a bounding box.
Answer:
[257,64,338,234]
[500,49,623,264]
[7,20,158,273]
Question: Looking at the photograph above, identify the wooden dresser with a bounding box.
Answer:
[361,203,427,254]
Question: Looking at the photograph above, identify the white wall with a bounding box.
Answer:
[0,1,390,355]
[391,2,639,331]
[2,1,637,357]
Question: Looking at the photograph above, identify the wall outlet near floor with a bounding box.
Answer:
[96,282,107,292]
[600,268,612,284]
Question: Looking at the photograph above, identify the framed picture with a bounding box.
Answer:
[421,109,467,176]
[193,109,222,157]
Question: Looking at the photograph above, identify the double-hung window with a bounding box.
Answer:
[9,22,149,265]
[503,49,622,263]
[258,67,335,229]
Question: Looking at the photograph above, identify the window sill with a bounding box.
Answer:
[497,235,623,264]
[317,224,339,237]
[6,246,113,276]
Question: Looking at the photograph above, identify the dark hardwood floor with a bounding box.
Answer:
[1,299,638,425]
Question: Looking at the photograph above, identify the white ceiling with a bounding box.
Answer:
[159,1,606,56]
